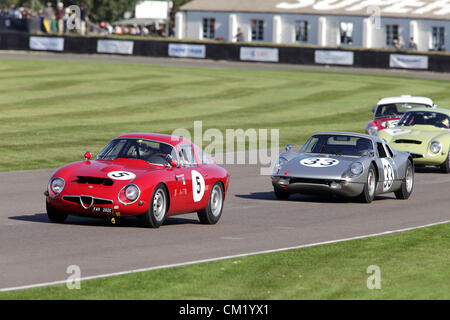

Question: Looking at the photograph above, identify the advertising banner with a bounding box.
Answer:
[240,47,279,62]
[97,40,134,55]
[29,36,64,51]
[168,43,206,58]
[390,54,429,70]
[315,50,354,65]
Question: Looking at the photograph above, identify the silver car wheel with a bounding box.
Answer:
[210,184,223,217]
[405,166,414,193]
[368,170,376,197]
[153,189,166,222]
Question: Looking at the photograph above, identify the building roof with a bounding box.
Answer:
[181,0,450,20]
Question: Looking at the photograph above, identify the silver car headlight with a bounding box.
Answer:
[430,141,442,154]
[350,162,364,176]
[49,177,65,198]
[124,184,140,201]
[273,157,288,175]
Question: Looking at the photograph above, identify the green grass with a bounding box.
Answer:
[1,58,450,171]
[1,222,449,299]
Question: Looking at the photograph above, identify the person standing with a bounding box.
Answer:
[42,2,54,34]
[235,27,243,42]
[408,37,418,50]
[56,2,64,35]
[80,1,87,36]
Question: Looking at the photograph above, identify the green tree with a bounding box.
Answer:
[170,0,190,19]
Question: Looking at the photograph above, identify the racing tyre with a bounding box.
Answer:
[274,187,290,200]
[357,164,377,203]
[395,160,414,200]
[440,151,450,174]
[140,184,168,228]
[197,182,224,225]
[46,202,68,223]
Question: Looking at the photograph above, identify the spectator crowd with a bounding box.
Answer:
[1,1,174,38]
[1,2,88,35]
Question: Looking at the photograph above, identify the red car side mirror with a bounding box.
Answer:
[84,151,92,160]
[170,159,178,168]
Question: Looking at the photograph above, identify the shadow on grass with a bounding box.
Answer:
[235,191,393,203]
[8,213,200,228]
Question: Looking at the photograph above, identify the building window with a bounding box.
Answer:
[295,20,308,42]
[339,22,353,45]
[251,19,264,41]
[432,27,445,51]
[202,18,215,39]
[386,24,399,46]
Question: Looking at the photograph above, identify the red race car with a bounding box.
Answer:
[365,95,436,136]
[45,133,230,228]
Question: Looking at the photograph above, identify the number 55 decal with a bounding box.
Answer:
[191,170,205,202]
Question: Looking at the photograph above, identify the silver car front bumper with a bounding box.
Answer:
[272,177,364,198]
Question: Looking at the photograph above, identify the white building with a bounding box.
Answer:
[175,0,450,52]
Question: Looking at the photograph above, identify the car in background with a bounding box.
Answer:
[45,133,230,228]
[271,132,414,203]
[365,95,436,136]
[377,108,450,173]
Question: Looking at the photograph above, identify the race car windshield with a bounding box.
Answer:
[96,139,178,166]
[301,135,374,157]
[397,111,450,129]
[375,103,431,119]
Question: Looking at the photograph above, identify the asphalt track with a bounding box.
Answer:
[1,50,450,81]
[0,52,449,291]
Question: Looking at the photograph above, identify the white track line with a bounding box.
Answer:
[1,220,449,293]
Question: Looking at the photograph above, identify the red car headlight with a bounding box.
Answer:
[118,184,140,205]
[48,177,65,198]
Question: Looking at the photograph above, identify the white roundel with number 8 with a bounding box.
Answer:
[300,158,340,167]
[192,170,205,202]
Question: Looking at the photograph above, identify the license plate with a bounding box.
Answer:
[92,207,113,214]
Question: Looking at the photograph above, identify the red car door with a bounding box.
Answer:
[171,144,208,213]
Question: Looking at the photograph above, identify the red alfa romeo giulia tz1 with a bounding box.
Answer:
[45,133,230,228]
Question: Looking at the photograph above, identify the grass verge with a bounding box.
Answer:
[1,222,449,299]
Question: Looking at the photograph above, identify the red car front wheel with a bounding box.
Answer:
[139,184,168,228]
[46,202,68,223]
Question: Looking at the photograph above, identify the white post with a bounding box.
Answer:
[272,15,282,44]
[247,24,252,42]
[175,12,185,39]
[363,18,373,48]
[229,14,237,42]
[318,17,327,47]
[198,22,203,40]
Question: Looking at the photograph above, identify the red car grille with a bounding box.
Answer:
[76,176,114,186]
[62,196,114,207]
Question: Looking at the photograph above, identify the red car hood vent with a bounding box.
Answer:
[76,176,114,186]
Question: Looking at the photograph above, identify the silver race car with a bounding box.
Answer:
[271,132,414,203]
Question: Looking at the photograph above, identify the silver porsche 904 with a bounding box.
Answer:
[271,132,414,203]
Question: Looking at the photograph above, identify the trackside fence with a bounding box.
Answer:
[1,33,449,73]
